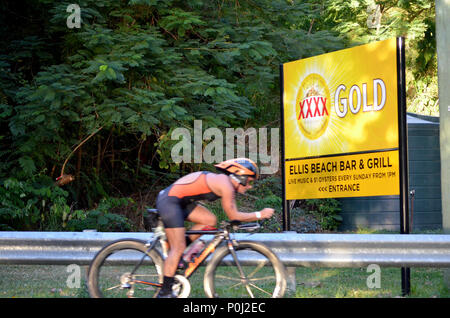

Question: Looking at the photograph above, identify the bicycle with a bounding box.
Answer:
[87,208,287,298]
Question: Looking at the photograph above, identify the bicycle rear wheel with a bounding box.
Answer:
[203,241,286,298]
[87,239,164,298]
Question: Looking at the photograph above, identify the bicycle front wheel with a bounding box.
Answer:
[87,239,164,298]
[203,241,286,298]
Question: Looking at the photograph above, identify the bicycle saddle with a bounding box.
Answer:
[144,208,160,231]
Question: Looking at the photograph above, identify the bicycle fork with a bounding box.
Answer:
[226,239,255,298]
[128,238,159,277]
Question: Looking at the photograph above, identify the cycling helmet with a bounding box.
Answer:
[214,158,259,186]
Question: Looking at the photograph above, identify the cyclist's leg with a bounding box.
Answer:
[186,204,217,241]
[157,227,185,297]
[156,190,187,297]
[164,227,186,276]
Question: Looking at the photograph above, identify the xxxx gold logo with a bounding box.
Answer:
[295,73,331,140]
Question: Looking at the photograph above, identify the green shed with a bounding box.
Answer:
[338,113,441,231]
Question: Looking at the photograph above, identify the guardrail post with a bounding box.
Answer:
[286,266,296,293]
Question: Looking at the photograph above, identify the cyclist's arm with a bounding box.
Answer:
[215,175,271,221]
[221,187,258,222]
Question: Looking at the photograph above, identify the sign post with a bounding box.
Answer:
[396,37,411,296]
[280,37,410,294]
[279,64,290,231]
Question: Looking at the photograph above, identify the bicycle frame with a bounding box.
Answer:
[181,228,227,278]
[126,221,255,287]
[128,225,236,289]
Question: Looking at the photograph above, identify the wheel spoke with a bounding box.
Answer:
[248,283,272,297]
[245,284,255,298]
[249,275,276,282]
[247,261,265,278]
[105,284,122,291]
[216,274,241,282]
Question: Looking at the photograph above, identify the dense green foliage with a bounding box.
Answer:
[0,0,438,231]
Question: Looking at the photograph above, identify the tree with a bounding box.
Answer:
[0,0,345,229]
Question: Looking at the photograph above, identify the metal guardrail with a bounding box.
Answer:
[1,231,450,268]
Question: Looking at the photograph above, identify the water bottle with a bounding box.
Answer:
[182,240,205,263]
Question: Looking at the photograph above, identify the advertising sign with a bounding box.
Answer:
[281,38,401,200]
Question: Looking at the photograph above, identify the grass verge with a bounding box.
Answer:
[0,265,448,298]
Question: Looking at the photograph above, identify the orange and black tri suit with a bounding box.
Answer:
[156,172,220,228]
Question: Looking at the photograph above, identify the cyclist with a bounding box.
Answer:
[155,158,275,297]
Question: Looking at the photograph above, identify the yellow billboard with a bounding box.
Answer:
[282,38,400,199]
